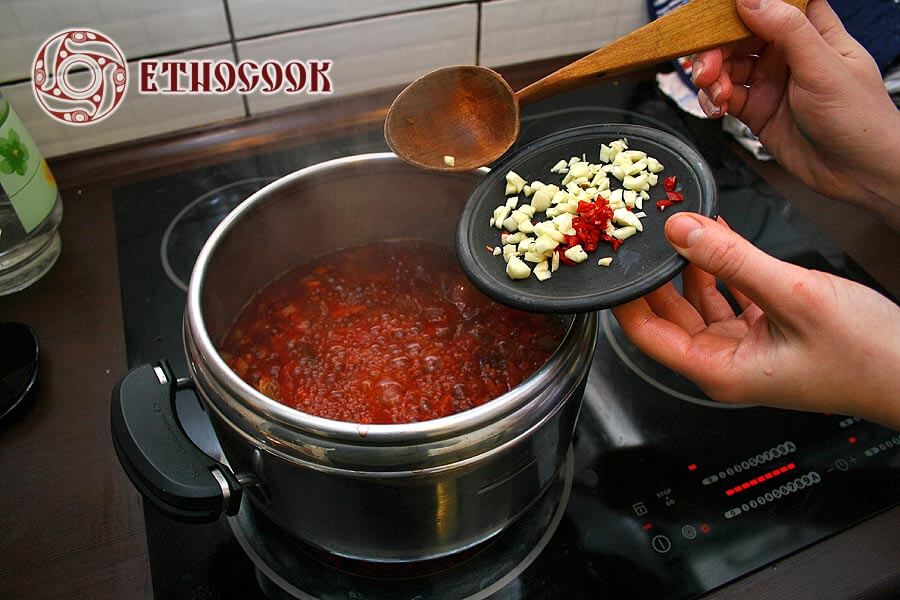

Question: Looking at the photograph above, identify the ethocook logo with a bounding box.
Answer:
[32,29,127,125]
[32,29,333,126]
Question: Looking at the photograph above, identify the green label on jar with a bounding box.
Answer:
[0,101,57,233]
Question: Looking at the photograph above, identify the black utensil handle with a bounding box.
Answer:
[111,361,242,523]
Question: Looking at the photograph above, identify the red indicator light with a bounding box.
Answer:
[725,462,795,496]
[688,464,698,471]
[699,523,711,534]
[642,523,653,531]
[848,436,857,444]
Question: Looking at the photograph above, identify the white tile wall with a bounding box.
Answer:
[1,45,245,157]
[0,0,229,82]
[0,0,657,155]
[480,0,649,67]
[238,4,478,115]
[228,0,463,39]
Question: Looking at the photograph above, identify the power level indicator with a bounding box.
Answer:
[725,462,795,496]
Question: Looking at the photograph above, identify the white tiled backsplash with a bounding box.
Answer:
[0,0,648,157]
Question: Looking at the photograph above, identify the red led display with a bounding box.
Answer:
[725,462,795,496]
[848,436,857,444]
[642,523,653,531]
[699,523,711,534]
[688,464,698,471]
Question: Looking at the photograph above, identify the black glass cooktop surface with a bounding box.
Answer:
[113,79,899,600]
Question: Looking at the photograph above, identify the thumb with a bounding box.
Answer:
[737,0,845,84]
[665,213,806,315]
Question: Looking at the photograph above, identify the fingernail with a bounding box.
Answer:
[697,90,722,118]
[667,215,704,248]
[710,82,722,103]
[691,60,704,84]
[740,0,764,10]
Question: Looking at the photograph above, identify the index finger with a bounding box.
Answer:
[692,38,766,88]
[611,298,694,372]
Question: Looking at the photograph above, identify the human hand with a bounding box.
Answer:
[691,0,900,229]
[612,212,900,430]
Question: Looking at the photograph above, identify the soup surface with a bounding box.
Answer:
[221,240,564,424]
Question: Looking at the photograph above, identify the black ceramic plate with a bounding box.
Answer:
[456,124,717,313]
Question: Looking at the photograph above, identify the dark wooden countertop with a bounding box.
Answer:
[1,59,898,599]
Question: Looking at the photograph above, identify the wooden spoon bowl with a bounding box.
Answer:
[384,65,519,172]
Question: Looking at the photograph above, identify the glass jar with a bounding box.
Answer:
[0,91,63,295]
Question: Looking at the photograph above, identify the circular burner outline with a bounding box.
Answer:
[601,311,750,409]
[230,447,575,600]
[160,177,275,291]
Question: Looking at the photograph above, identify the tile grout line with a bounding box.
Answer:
[475,1,483,66]
[221,0,250,117]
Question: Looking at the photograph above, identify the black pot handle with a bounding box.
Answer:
[111,361,242,523]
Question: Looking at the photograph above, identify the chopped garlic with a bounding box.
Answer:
[492,246,502,256]
[506,256,531,279]
[493,205,510,229]
[531,187,554,212]
[612,226,637,241]
[550,160,569,174]
[534,234,559,255]
[613,207,643,232]
[443,155,455,167]
[564,245,589,263]
[489,137,671,281]
[506,171,527,195]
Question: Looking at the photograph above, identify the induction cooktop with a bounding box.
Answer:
[113,78,899,600]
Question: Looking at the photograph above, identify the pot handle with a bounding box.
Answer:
[111,360,242,523]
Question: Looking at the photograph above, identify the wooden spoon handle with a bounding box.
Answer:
[516,0,808,105]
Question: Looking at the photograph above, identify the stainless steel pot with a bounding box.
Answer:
[112,153,597,562]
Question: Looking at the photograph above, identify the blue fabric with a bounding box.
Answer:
[648,0,900,74]
[830,0,900,73]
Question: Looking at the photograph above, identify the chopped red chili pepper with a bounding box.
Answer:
[656,176,684,211]
[558,196,620,258]
[656,199,676,211]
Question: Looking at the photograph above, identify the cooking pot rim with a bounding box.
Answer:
[185,152,590,441]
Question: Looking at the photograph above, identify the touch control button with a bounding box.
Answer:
[681,525,697,539]
[835,458,850,471]
[651,535,672,553]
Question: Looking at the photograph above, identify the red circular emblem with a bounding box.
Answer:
[32,29,128,125]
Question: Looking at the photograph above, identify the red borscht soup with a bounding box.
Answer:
[221,240,564,424]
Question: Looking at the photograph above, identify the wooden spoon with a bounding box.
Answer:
[385,0,808,171]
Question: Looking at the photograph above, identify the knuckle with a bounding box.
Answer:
[775,3,808,34]
[702,237,746,281]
